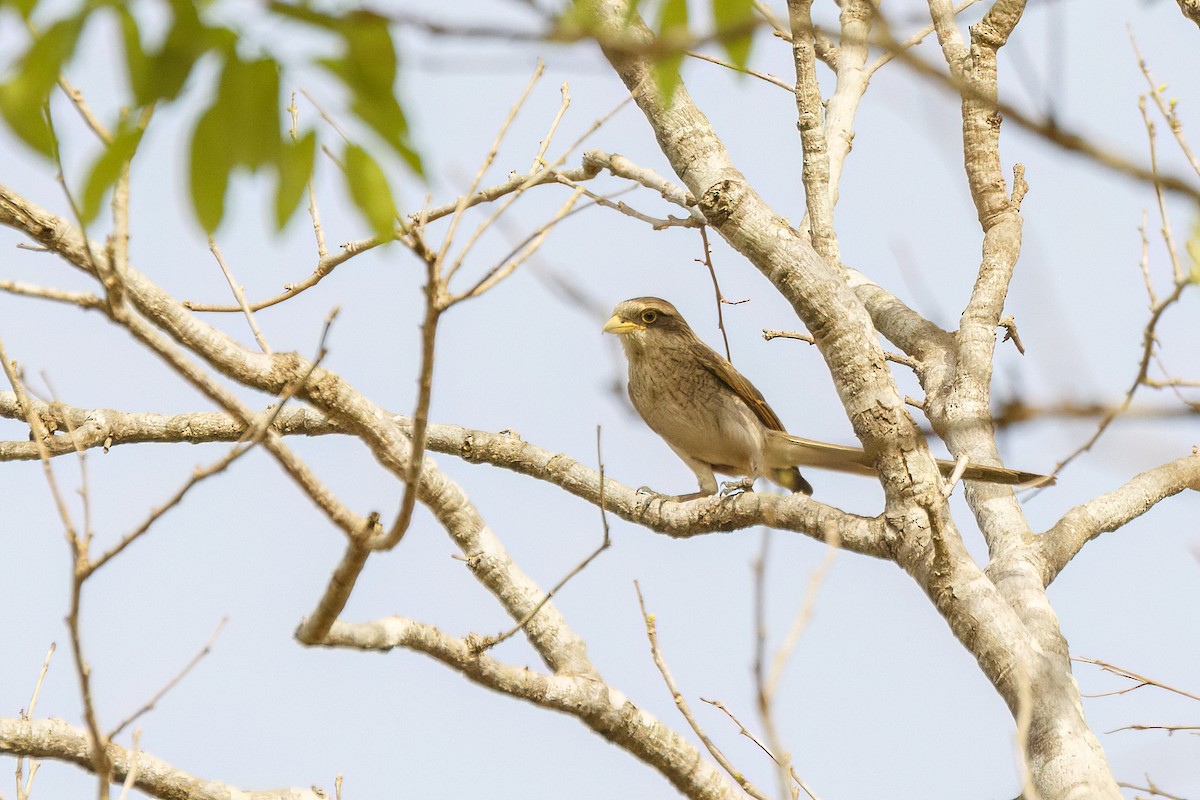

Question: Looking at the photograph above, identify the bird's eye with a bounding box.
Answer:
[641,310,658,324]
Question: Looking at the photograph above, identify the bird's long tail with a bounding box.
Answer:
[765,432,1055,487]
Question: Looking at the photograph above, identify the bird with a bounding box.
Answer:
[603,296,1054,500]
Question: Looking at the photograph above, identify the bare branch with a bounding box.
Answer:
[208,238,271,353]
[1118,778,1191,800]
[1037,454,1200,584]
[1075,656,1200,703]
[320,616,745,800]
[763,328,917,368]
[0,279,105,309]
[634,584,773,800]
[685,50,794,91]
[0,718,324,800]
[0,395,894,556]
[482,427,613,651]
[787,0,839,263]
[108,617,229,739]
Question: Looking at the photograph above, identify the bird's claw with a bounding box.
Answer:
[636,486,711,503]
[719,478,755,497]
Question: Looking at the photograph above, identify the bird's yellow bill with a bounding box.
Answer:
[603,315,642,335]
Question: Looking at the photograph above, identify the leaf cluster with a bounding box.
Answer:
[0,0,424,238]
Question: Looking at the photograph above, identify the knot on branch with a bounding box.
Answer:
[699,180,745,227]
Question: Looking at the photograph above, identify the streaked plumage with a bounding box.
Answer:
[603,297,1053,499]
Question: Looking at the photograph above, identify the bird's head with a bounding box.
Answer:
[603,298,693,353]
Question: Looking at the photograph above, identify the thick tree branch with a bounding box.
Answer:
[0,718,322,800]
[321,617,743,800]
[1179,0,1200,28]
[0,394,893,558]
[1037,454,1200,585]
[788,0,838,262]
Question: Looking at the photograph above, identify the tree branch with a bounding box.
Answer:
[1037,454,1200,584]
[0,718,322,800]
[0,394,894,558]
[320,616,744,800]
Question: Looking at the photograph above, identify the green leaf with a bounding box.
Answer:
[186,53,285,231]
[220,57,282,168]
[554,0,600,38]
[189,104,233,232]
[275,129,315,230]
[0,10,88,156]
[80,118,145,223]
[266,1,343,31]
[712,0,754,71]
[652,0,688,105]
[116,6,149,102]
[7,0,37,20]
[650,53,683,104]
[344,143,397,241]
[658,0,688,32]
[133,0,209,105]
[315,10,423,175]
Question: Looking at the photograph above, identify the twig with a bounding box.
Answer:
[299,87,353,145]
[867,0,983,75]
[685,50,793,91]
[114,730,141,800]
[0,280,105,308]
[16,643,56,800]
[634,584,773,800]
[481,426,612,650]
[762,525,840,703]
[1048,95,1194,478]
[1130,31,1200,182]
[1106,724,1199,734]
[1075,656,1200,703]
[1117,778,1190,800]
[0,341,78,540]
[209,237,271,353]
[44,101,113,320]
[33,384,95,561]
[443,58,547,281]
[378,205,441,550]
[553,175,699,229]
[108,618,228,738]
[763,328,918,368]
[530,82,571,171]
[697,226,735,362]
[452,185,587,302]
[1139,96,1187,287]
[289,93,328,259]
[997,316,1025,355]
[703,698,821,800]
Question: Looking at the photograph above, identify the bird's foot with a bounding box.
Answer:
[719,478,755,497]
[637,486,710,503]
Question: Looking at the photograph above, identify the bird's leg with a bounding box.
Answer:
[635,455,720,502]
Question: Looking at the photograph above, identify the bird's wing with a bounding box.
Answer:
[694,344,789,432]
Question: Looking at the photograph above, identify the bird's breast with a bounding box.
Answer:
[626,352,764,474]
